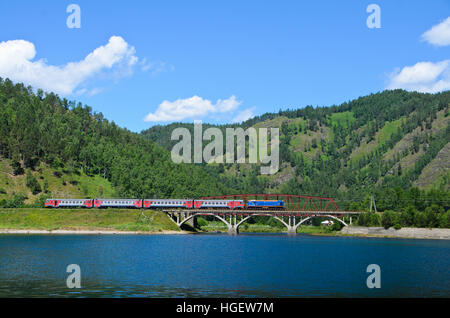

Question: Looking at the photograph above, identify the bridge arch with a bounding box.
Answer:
[235,213,289,232]
[179,213,231,229]
[296,215,348,228]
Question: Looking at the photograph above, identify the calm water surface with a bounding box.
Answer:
[0,233,449,297]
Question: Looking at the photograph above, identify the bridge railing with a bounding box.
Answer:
[163,209,361,215]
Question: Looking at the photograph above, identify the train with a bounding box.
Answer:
[44,198,286,210]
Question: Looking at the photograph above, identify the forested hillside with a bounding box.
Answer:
[0,78,231,206]
[142,90,450,212]
[0,76,448,219]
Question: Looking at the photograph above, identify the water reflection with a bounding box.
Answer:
[0,234,449,297]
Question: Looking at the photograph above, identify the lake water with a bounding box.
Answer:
[0,233,449,297]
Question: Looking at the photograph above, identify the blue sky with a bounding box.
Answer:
[0,0,449,132]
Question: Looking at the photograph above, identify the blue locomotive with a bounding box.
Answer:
[247,200,285,209]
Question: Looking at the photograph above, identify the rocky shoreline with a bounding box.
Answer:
[1,227,449,239]
[340,226,450,240]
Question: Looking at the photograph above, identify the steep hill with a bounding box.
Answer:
[142,90,450,209]
[0,77,448,212]
[0,78,232,207]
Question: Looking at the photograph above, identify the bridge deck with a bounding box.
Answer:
[163,209,361,215]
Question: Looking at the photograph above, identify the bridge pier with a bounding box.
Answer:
[287,226,297,236]
[228,225,238,235]
[184,214,197,228]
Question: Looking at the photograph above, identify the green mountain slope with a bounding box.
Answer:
[142,90,450,209]
[0,77,448,214]
[0,158,116,205]
[0,78,231,206]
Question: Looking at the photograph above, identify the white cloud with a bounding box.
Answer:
[140,59,174,75]
[144,95,242,122]
[422,16,450,46]
[231,107,255,123]
[0,36,138,95]
[387,60,450,93]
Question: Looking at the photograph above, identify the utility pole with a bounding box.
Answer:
[369,195,377,213]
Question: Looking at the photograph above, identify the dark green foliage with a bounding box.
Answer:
[357,212,381,227]
[0,193,27,208]
[43,179,49,194]
[331,221,344,231]
[393,223,402,230]
[381,210,397,229]
[0,78,230,199]
[30,194,49,208]
[12,161,24,175]
[1,78,448,229]
[196,217,208,227]
[26,171,42,195]
[142,89,449,207]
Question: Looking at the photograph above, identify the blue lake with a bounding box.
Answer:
[0,233,449,297]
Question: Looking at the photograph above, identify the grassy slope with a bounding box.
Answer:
[380,110,449,188]
[350,117,404,162]
[0,158,115,203]
[0,208,179,232]
[414,143,450,189]
[207,108,449,193]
